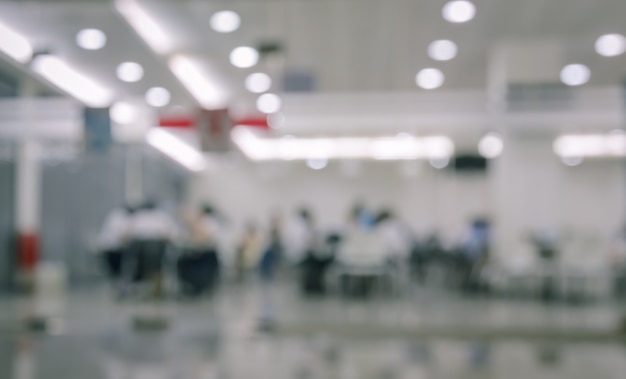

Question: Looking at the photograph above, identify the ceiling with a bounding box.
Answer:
[0,0,626,112]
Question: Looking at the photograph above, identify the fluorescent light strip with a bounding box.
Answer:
[554,133,626,158]
[0,20,32,63]
[115,0,173,55]
[231,127,455,161]
[169,55,227,109]
[31,55,113,107]
[147,128,206,172]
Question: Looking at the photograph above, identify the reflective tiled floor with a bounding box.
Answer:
[0,282,625,379]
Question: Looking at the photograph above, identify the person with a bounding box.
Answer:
[607,226,626,297]
[97,204,135,295]
[177,205,223,296]
[410,232,443,283]
[259,212,283,282]
[235,222,264,282]
[128,199,178,298]
[258,212,284,331]
[458,218,490,293]
[349,202,376,231]
[290,208,332,295]
[374,209,413,264]
[283,208,316,265]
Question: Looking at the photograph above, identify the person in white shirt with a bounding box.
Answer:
[178,205,223,295]
[283,209,316,266]
[97,205,135,293]
[375,210,414,263]
[128,200,178,298]
[286,208,332,294]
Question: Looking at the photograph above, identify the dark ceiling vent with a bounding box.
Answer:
[282,70,316,93]
[507,83,573,111]
[257,41,283,56]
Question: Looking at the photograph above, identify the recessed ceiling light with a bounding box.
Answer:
[307,158,328,170]
[245,72,272,93]
[428,40,458,61]
[562,156,583,167]
[442,1,476,23]
[416,68,445,90]
[210,10,241,33]
[230,46,259,68]
[560,64,590,86]
[110,102,137,124]
[595,34,626,57]
[478,132,504,159]
[256,93,281,114]
[145,87,170,107]
[76,28,106,50]
[116,61,144,82]
[429,157,450,169]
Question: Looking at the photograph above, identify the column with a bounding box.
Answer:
[487,40,564,259]
[14,79,41,291]
[15,139,40,289]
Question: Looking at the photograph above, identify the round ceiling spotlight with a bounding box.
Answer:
[116,62,144,83]
[416,68,445,90]
[562,156,583,167]
[429,157,450,169]
[595,34,626,57]
[560,64,590,86]
[307,158,328,170]
[428,40,458,61]
[110,102,137,124]
[256,93,282,114]
[442,1,476,23]
[478,133,504,159]
[210,10,241,33]
[230,46,259,68]
[245,72,272,93]
[76,28,107,50]
[145,87,171,107]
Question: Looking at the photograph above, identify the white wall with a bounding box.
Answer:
[491,134,626,260]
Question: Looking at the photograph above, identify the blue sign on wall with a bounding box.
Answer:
[84,107,112,152]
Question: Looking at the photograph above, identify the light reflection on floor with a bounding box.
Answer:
[0,283,624,379]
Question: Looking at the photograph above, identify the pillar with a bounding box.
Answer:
[487,40,564,259]
[15,140,41,290]
[14,79,41,291]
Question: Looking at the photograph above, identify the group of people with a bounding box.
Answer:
[97,200,491,298]
[98,200,177,298]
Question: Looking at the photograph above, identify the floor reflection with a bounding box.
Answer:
[0,285,625,379]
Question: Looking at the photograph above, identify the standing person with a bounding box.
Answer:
[178,205,223,296]
[129,199,178,298]
[97,204,135,296]
[260,212,283,282]
[289,208,331,295]
[235,222,264,283]
[608,226,626,297]
[374,209,415,293]
[283,208,315,265]
[458,218,490,293]
[258,212,283,331]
